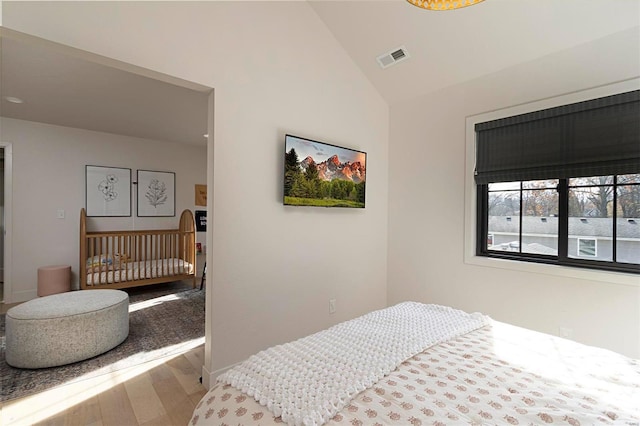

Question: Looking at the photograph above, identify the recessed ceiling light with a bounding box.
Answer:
[4,96,24,104]
[203,134,209,138]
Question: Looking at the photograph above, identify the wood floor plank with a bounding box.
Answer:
[148,362,176,384]
[189,388,208,407]
[34,394,102,426]
[151,363,191,410]
[3,344,205,426]
[184,345,204,373]
[63,396,103,426]
[33,414,65,426]
[97,383,138,426]
[166,355,205,396]
[150,362,201,425]
[166,353,193,375]
[166,395,198,426]
[185,343,204,365]
[139,412,174,426]
[124,371,167,425]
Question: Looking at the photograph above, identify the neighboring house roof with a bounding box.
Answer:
[522,243,558,255]
[488,217,640,239]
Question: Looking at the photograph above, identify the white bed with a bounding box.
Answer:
[190,303,640,426]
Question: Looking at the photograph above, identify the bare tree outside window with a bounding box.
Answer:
[569,176,613,218]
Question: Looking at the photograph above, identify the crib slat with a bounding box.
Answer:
[182,232,187,274]
[171,233,175,275]
[144,234,148,280]
[98,236,103,286]
[118,235,122,283]
[162,233,166,277]
[156,232,160,278]
[128,234,132,281]
[107,236,112,282]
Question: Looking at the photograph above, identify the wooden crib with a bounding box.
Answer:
[79,208,196,290]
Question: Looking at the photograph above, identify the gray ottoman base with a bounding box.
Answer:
[6,289,129,369]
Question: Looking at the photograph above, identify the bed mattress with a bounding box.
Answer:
[191,313,639,426]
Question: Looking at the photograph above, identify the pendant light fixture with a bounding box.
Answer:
[407,0,485,11]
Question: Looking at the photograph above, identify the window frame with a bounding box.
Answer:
[476,178,639,274]
[464,79,640,286]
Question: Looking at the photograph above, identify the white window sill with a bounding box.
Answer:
[464,254,640,288]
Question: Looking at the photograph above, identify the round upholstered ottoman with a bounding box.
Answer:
[5,289,129,369]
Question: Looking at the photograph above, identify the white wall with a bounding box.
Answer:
[388,27,640,358]
[0,117,207,301]
[2,1,390,376]
[0,155,4,282]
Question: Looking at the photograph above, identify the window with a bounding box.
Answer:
[577,238,597,257]
[478,175,639,273]
[474,90,639,274]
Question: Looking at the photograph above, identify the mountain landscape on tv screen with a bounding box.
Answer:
[300,154,366,184]
[284,138,366,208]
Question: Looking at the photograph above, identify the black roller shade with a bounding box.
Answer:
[475,90,640,184]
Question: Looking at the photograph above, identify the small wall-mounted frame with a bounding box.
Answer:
[86,165,132,217]
[195,184,207,207]
[195,210,207,232]
[137,170,176,217]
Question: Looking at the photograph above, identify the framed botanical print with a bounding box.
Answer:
[137,170,176,217]
[85,165,131,217]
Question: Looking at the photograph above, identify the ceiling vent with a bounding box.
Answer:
[376,46,410,69]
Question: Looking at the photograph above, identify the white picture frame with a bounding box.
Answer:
[85,165,132,217]
[137,170,176,217]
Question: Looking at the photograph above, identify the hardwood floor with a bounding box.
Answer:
[0,300,21,315]
[1,345,207,426]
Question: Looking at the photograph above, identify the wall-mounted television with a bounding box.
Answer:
[284,134,366,208]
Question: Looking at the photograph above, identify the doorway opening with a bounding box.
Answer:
[1,147,4,302]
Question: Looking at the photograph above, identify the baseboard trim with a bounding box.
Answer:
[10,289,37,304]
[202,361,242,389]
[201,365,213,389]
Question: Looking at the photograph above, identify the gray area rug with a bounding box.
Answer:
[0,281,204,402]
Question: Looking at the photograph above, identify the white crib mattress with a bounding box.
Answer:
[86,258,194,285]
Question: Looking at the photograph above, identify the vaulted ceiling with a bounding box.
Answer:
[310,0,640,104]
[0,0,638,143]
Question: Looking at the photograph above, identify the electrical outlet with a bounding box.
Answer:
[57,209,65,219]
[329,299,336,314]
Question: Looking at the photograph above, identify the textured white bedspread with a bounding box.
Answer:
[218,302,489,426]
[192,321,640,426]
